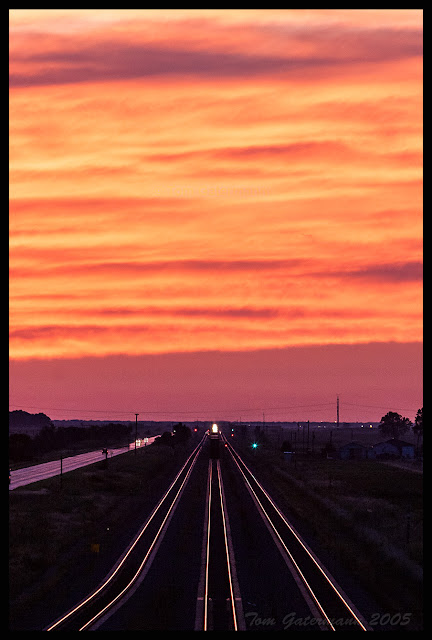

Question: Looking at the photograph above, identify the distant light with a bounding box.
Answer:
[211,423,219,433]
[252,442,258,449]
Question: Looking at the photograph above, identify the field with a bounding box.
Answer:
[260,422,419,451]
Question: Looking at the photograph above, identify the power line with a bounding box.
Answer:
[10,400,419,419]
[9,404,133,415]
[343,402,419,412]
[9,401,334,417]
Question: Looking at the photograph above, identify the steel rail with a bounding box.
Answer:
[197,451,244,631]
[216,459,246,630]
[224,437,371,632]
[204,459,213,631]
[80,445,201,630]
[46,438,204,631]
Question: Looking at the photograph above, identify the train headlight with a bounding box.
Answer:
[211,423,219,434]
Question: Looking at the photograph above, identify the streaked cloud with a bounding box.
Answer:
[10,13,422,87]
[329,261,423,283]
[9,9,422,364]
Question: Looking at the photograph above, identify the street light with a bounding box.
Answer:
[135,413,139,454]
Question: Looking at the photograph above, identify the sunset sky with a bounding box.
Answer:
[9,9,422,423]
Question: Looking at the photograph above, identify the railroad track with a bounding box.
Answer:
[195,458,246,630]
[223,434,372,632]
[45,438,204,631]
[43,429,372,631]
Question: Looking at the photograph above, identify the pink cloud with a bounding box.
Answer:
[10,16,422,88]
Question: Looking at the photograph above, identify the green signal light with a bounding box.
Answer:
[252,442,258,449]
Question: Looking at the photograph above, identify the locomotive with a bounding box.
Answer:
[209,423,220,459]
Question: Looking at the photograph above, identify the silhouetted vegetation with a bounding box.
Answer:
[154,423,191,448]
[378,411,412,438]
[9,411,132,462]
[173,422,191,443]
[9,433,34,462]
[9,410,53,431]
[413,407,423,438]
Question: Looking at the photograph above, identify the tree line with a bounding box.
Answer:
[154,423,192,447]
[378,408,423,439]
[9,421,132,462]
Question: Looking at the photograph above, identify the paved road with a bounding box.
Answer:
[9,437,159,490]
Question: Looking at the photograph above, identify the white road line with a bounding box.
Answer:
[10,440,159,491]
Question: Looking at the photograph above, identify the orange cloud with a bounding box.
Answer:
[9,10,422,361]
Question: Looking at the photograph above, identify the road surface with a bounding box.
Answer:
[9,437,159,490]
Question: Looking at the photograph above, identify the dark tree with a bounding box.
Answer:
[9,410,53,430]
[280,439,292,452]
[172,422,191,444]
[155,431,175,447]
[33,424,58,454]
[413,407,423,437]
[9,433,34,461]
[413,407,423,453]
[378,411,412,438]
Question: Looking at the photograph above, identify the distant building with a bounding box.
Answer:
[283,451,295,463]
[369,438,415,459]
[338,441,370,460]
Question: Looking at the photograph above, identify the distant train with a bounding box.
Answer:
[209,423,220,459]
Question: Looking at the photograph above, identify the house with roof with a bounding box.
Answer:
[369,438,415,460]
[338,441,370,460]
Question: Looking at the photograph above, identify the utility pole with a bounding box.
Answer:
[134,413,139,454]
[337,396,339,429]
